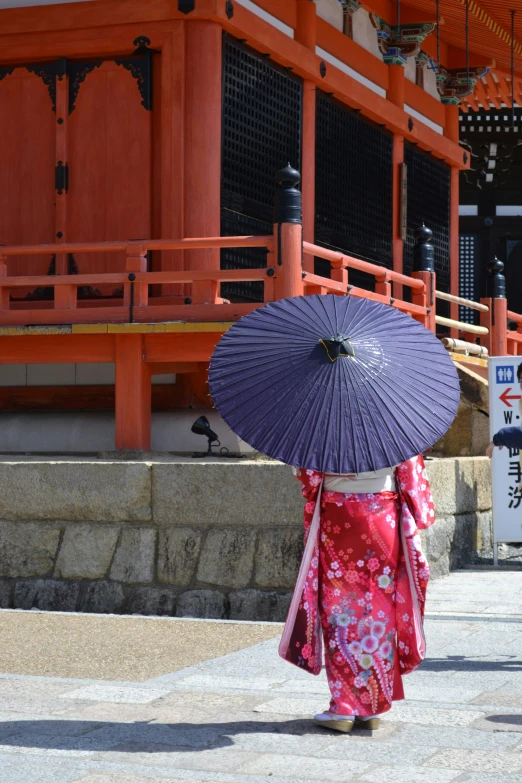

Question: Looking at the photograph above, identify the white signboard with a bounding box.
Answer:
[488,357,522,564]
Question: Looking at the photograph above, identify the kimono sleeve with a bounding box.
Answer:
[292,467,323,535]
[396,455,436,531]
[292,467,324,500]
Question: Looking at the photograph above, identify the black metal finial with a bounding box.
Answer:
[413,223,435,272]
[276,163,301,188]
[274,164,302,224]
[487,257,506,299]
[133,36,152,53]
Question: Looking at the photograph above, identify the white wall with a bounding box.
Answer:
[0,411,255,453]
[0,364,175,386]
[315,0,343,31]
[352,7,382,59]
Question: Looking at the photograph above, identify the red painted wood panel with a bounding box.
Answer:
[0,68,55,279]
[67,60,152,291]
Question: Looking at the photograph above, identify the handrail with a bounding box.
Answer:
[436,290,489,312]
[0,268,276,288]
[508,310,522,324]
[303,241,424,289]
[435,315,489,336]
[0,235,275,256]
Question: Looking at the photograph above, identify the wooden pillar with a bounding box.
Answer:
[445,104,460,337]
[184,20,222,304]
[387,66,405,300]
[295,1,316,275]
[295,0,316,49]
[449,166,460,336]
[160,23,185,296]
[115,334,151,451]
[387,65,405,109]
[0,254,8,310]
[392,135,405,301]
[274,166,304,299]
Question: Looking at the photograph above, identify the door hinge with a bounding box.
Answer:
[55,161,69,194]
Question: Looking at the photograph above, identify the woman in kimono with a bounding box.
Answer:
[279,456,435,733]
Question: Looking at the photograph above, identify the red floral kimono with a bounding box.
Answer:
[279,456,435,717]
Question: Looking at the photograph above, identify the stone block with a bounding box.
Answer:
[33,579,80,612]
[80,580,125,613]
[0,579,11,608]
[457,363,489,412]
[13,579,43,609]
[229,589,291,622]
[157,527,202,586]
[254,529,303,588]
[474,457,492,511]
[196,528,256,588]
[0,522,61,578]
[454,457,480,514]
[13,578,81,611]
[476,510,493,557]
[426,458,457,516]
[125,587,176,616]
[434,401,472,457]
[110,528,156,584]
[176,589,226,619]
[54,525,119,579]
[0,462,151,522]
[471,408,491,456]
[152,462,303,527]
[421,516,455,578]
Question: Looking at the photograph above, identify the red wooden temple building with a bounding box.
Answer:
[0,0,520,452]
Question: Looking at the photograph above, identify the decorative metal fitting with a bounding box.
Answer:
[178,0,195,13]
[320,61,327,78]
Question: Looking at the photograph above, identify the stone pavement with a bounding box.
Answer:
[1,570,522,782]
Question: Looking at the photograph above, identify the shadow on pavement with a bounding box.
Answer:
[0,718,364,752]
[421,655,522,672]
[485,714,522,726]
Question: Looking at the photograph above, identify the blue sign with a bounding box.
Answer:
[496,366,516,384]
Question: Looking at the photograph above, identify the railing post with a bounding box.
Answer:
[488,257,508,356]
[274,165,304,300]
[0,254,8,311]
[375,273,392,302]
[411,224,436,333]
[125,245,148,316]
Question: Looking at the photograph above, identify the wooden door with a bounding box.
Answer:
[0,67,55,281]
[66,59,152,295]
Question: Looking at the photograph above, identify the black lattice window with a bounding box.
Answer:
[404,143,450,293]
[221,35,302,301]
[459,234,479,324]
[314,91,393,289]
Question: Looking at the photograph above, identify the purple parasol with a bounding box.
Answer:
[208,295,460,474]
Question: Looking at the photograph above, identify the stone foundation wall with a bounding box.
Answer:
[0,456,493,621]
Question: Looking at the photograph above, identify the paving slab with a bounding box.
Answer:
[0,570,522,783]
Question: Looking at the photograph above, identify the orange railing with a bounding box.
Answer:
[0,228,519,357]
[0,236,276,326]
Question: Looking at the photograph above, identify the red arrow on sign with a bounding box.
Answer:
[499,387,522,407]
